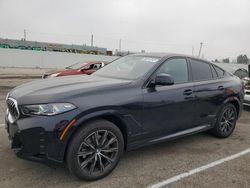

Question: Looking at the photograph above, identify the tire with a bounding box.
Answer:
[66,119,124,181]
[211,103,237,138]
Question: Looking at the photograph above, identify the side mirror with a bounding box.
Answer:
[155,73,174,86]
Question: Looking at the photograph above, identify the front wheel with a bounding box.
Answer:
[211,103,237,138]
[66,119,124,181]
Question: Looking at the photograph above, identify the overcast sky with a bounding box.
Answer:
[0,0,249,60]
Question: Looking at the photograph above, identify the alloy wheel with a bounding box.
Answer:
[77,130,119,175]
[220,106,236,134]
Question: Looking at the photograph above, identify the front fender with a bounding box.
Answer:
[59,108,145,162]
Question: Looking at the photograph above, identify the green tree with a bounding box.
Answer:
[237,54,249,64]
[222,58,229,63]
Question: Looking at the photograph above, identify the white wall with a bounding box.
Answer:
[0,48,118,68]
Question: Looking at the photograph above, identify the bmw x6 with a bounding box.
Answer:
[5,53,244,180]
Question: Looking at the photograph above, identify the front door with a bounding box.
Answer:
[142,58,196,139]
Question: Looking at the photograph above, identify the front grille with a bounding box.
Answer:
[6,98,19,122]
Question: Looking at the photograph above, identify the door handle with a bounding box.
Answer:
[218,86,225,90]
[183,89,193,96]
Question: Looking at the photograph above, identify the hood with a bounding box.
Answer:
[9,75,132,105]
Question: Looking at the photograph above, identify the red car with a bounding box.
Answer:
[42,61,109,78]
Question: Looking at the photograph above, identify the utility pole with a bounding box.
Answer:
[119,39,122,52]
[24,29,26,41]
[192,46,194,56]
[198,42,203,57]
[91,34,93,47]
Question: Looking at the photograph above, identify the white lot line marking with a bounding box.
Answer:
[149,148,250,188]
[0,124,5,127]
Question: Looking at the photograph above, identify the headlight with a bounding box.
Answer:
[48,73,60,78]
[21,103,76,116]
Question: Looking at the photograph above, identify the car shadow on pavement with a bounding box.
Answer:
[243,106,250,111]
[1,132,211,187]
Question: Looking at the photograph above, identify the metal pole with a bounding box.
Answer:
[91,34,93,47]
[198,42,203,57]
[24,29,26,41]
[119,39,121,52]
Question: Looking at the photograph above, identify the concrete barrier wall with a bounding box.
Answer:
[0,48,118,68]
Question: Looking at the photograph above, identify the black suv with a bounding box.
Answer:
[5,53,244,180]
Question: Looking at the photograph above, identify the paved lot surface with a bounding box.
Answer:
[0,67,52,78]
[0,77,250,188]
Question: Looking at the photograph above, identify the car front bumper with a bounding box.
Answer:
[5,108,80,165]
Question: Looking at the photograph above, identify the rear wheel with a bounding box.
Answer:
[211,103,237,138]
[67,119,124,181]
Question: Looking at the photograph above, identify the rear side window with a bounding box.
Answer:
[214,66,225,78]
[156,58,188,84]
[190,59,213,81]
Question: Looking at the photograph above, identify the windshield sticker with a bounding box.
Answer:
[141,57,159,63]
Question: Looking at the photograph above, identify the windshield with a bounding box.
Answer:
[93,56,160,79]
[66,62,88,69]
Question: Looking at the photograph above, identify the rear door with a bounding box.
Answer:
[189,58,225,126]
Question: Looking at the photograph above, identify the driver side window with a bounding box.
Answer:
[156,58,188,84]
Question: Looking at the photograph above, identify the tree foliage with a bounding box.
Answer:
[222,58,229,63]
[237,54,249,64]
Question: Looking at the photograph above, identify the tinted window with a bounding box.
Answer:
[234,69,249,79]
[156,58,188,84]
[190,59,213,81]
[214,66,225,77]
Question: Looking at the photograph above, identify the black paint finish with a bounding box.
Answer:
[5,53,244,164]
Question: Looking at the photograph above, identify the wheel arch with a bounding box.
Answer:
[223,96,241,118]
[63,110,129,162]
